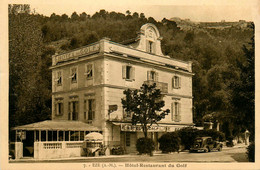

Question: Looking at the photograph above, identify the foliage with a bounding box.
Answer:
[177,127,199,150]
[197,129,225,142]
[176,128,225,150]
[121,83,170,138]
[9,4,52,129]
[230,27,255,141]
[246,142,255,162]
[158,132,180,153]
[136,138,155,154]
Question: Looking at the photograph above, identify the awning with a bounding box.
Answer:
[12,120,101,131]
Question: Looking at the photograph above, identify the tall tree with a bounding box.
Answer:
[121,83,170,138]
[231,24,255,140]
[9,4,51,129]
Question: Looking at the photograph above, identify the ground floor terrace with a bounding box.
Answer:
[10,120,194,160]
[11,120,102,159]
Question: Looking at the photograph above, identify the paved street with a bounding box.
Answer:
[10,145,248,163]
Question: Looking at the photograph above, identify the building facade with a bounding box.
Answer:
[50,23,194,153]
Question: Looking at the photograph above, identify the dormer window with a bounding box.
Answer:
[148,41,153,53]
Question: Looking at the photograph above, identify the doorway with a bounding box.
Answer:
[22,131,34,157]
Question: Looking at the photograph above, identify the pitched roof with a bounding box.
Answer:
[12,120,101,131]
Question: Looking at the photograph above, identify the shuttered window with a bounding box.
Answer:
[171,102,181,122]
[147,70,158,81]
[172,76,181,89]
[55,99,64,116]
[68,101,79,120]
[122,65,135,81]
[85,64,93,79]
[57,71,62,86]
[71,67,77,83]
[84,99,95,121]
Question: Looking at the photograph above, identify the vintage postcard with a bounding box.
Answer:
[1,0,259,169]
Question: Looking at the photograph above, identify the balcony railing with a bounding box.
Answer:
[144,80,168,93]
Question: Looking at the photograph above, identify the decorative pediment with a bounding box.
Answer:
[130,23,164,56]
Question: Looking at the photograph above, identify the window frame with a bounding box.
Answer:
[122,65,135,81]
[55,99,64,116]
[147,70,158,81]
[68,98,79,120]
[84,99,95,121]
[85,63,93,79]
[171,101,181,122]
[172,75,181,89]
[70,67,77,83]
[56,71,62,86]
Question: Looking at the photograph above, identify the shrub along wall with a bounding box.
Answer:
[159,128,226,151]
[158,132,181,153]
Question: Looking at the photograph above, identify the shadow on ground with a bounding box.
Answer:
[229,152,248,162]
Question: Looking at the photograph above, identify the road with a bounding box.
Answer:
[10,146,248,163]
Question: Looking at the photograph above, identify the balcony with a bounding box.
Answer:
[144,80,168,93]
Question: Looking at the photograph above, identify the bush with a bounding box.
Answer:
[158,132,180,153]
[177,127,199,150]
[136,138,155,154]
[197,129,226,142]
[226,136,234,147]
[247,142,255,162]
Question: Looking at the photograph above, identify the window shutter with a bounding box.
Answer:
[146,40,149,52]
[75,102,79,112]
[172,77,175,88]
[75,102,79,120]
[122,65,126,79]
[61,103,64,115]
[92,100,96,119]
[178,103,181,121]
[131,67,135,80]
[68,102,71,120]
[155,72,159,82]
[147,71,151,80]
[86,100,89,120]
[152,41,156,54]
[171,102,174,121]
[178,77,181,88]
[55,103,57,115]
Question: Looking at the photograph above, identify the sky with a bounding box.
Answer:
[8,0,257,22]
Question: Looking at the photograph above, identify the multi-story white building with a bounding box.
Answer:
[13,23,194,159]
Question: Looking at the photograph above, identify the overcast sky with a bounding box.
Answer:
[9,0,257,22]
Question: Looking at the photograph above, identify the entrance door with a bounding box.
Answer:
[23,131,34,157]
[153,132,159,151]
[125,132,137,153]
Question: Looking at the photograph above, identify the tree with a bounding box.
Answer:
[9,4,51,129]
[121,83,170,138]
[71,12,79,20]
[231,24,255,141]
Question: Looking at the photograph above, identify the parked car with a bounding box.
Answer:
[189,137,223,153]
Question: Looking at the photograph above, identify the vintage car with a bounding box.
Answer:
[189,137,223,153]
